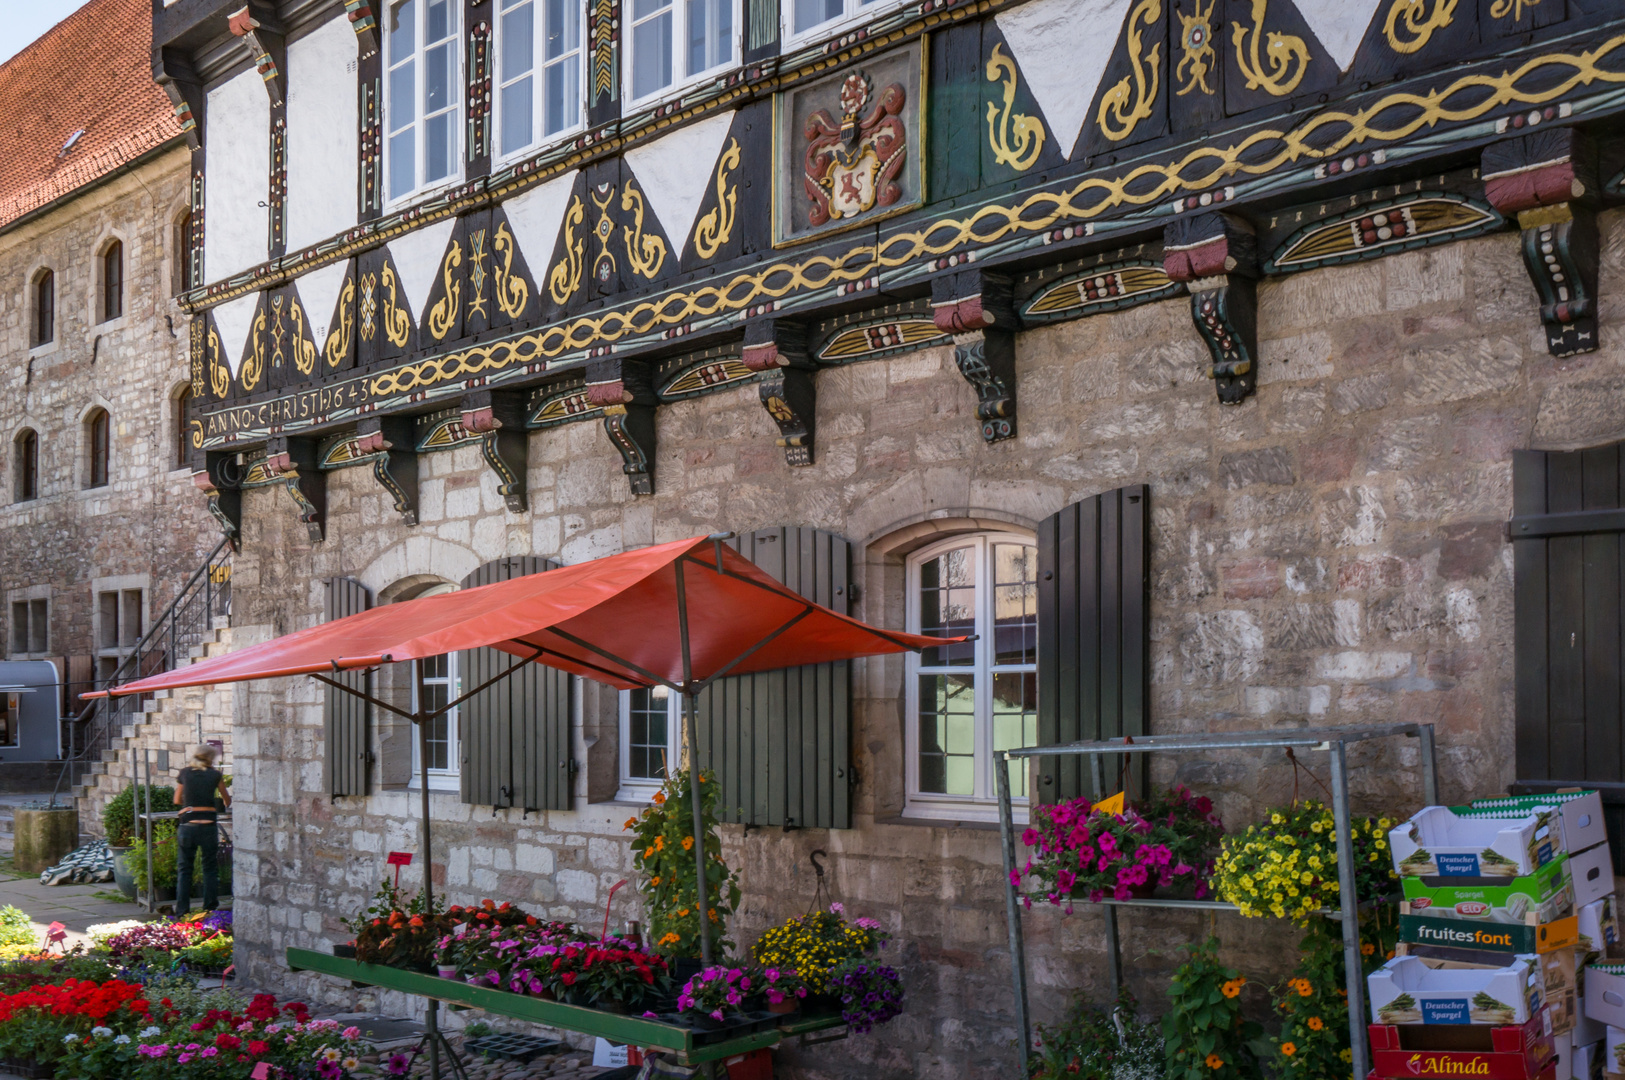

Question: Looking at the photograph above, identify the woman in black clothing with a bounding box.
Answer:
[172,744,230,915]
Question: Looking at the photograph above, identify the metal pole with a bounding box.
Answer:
[1328,740,1370,1080]
[142,748,155,916]
[994,753,1031,1075]
[426,999,441,1080]
[1086,756,1123,997]
[1416,723,1439,806]
[673,559,712,966]
[411,662,441,1080]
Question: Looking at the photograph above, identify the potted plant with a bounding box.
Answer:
[827,957,905,1034]
[1212,801,1396,922]
[100,784,171,900]
[626,769,741,973]
[573,943,670,1013]
[752,904,889,1011]
[760,967,809,1014]
[676,964,762,1028]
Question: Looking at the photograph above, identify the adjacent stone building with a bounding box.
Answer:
[0,0,219,781]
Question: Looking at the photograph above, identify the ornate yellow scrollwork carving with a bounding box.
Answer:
[1489,0,1539,21]
[1097,0,1163,141]
[692,139,742,258]
[622,184,667,280]
[1232,0,1310,97]
[493,222,530,318]
[427,241,464,341]
[1385,0,1457,53]
[358,272,378,342]
[241,309,267,391]
[1176,0,1218,95]
[984,45,1046,171]
[549,196,586,305]
[380,262,412,348]
[190,419,204,451]
[207,326,228,398]
[269,296,286,372]
[288,296,319,376]
[325,277,354,368]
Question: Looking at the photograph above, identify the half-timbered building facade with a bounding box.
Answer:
[154,0,1625,1073]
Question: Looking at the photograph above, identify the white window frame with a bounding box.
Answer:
[408,582,461,791]
[384,0,465,208]
[623,0,740,108]
[781,0,907,50]
[493,0,589,164]
[903,532,1037,824]
[617,685,680,802]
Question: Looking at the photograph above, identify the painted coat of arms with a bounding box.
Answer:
[774,41,925,246]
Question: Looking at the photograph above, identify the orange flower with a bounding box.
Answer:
[644,846,655,858]
[655,836,665,851]
[408,916,423,928]
[1297,982,1313,998]
[678,908,690,918]
[1205,1054,1225,1070]
[682,836,694,851]
[1281,1043,1297,1056]
[1361,942,1375,956]
[1221,978,1244,998]
[653,792,666,805]
[658,932,680,947]
[650,876,661,887]
[708,908,718,922]
[623,817,638,830]
[1307,1017,1323,1031]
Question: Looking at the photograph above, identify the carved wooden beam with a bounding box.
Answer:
[586,358,658,495]
[460,390,529,512]
[932,270,1016,444]
[1164,212,1259,405]
[227,4,286,107]
[342,0,380,59]
[743,319,816,467]
[193,452,243,549]
[355,416,419,525]
[265,436,326,542]
[153,48,203,151]
[1483,128,1600,359]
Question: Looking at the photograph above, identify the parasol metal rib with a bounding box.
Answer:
[543,626,679,691]
[694,605,816,694]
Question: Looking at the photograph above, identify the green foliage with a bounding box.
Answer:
[1029,990,1164,1080]
[0,906,36,949]
[101,784,174,847]
[626,768,741,959]
[1268,912,1398,1080]
[126,822,232,895]
[0,949,117,988]
[463,1021,493,1039]
[1162,938,1262,1080]
[346,880,450,970]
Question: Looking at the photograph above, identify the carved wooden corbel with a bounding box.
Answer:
[586,359,658,495]
[1483,128,1600,358]
[153,48,203,151]
[355,416,419,524]
[342,0,380,59]
[265,436,326,542]
[460,390,530,512]
[1164,213,1259,405]
[743,319,816,467]
[227,4,287,107]
[932,270,1017,443]
[193,452,243,548]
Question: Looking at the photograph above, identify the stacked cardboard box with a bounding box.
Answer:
[1373,791,1616,1080]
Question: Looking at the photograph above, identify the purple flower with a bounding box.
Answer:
[386,1052,413,1074]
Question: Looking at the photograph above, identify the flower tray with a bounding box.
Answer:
[657,1011,781,1046]
[0,1057,55,1079]
[464,1033,563,1063]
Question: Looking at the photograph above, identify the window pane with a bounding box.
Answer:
[544,56,578,133]
[918,673,974,795]
[632,0,669,18]
[502,2,535,83]
[631,11,672,98]
[99,593,118,650]
[545,0,577,60]
[628,686,670,780]
[993,543,1038,666]
[794,0,843,31]
[121,590,143,648]
[502,78,534,155]
[389,64,415,131]
[389,0,417,64]
[389,129,416,200]
[918,547,975,666]
[993,672,1037,798]
[426,42,451,113]
[427,0,453,41]
[426,113,452,182]
[685,0,706,75]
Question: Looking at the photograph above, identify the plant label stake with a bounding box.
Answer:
[602,879,628,941]
[42,922,65,952]
[387,851,412,888]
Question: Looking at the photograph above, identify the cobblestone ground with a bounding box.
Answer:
[352,1038,614,1079]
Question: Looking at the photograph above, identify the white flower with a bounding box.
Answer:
[91,1026,112,1037]
[62,1034,79,1044]
[265,1024,282,1034]
[114,1035,131,1045]
[343,1058,360,1070]
[140,1026,162,1038]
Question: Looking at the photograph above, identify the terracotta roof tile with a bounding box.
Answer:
[0,0,183,230]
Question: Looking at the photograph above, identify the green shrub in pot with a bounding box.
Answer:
[100,784,172,848]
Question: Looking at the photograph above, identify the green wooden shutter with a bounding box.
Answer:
[323,577,373,798]
[457,557,571,811]
[1036,485,1150,803]
[695,528,853,829]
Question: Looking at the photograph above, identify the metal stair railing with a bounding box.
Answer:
[53,536,234,801]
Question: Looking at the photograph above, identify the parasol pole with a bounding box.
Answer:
[412,663,444,1080]
[674,558,712,966]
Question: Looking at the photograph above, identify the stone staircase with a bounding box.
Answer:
[73,618,238,838]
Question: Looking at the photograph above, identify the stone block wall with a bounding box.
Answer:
[222,210,1625,1079]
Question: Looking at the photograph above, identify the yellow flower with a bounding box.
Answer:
[1340,1049,1353,1063]
[1271,814,1284,825]
[1310,821,1323,833]
[1281,1043,1296,1056]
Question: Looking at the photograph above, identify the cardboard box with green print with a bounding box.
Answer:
[1392,806,1565,879]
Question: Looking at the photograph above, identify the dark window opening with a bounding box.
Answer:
[175,387,193,469]
[33,270,53,346]
[86,409,109,488]
[14,430,37,502]
[101,241,123,322]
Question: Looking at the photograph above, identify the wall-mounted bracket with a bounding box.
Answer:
[933,270,1017,443]
[265,436,326,542]
[227,4,287,107]
[1483,128,1600,359]
[355,415,419,524]
[1164,212,1259,405]
[153,48,203,151]
[193,452,243,548]
[460,390,530,512]
[743,318,816,466]
[587,358,658,495]
[342,0,380,59]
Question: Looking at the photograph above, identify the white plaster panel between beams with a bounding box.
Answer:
[1293,0,1383,71]
[387,218,458,320]
[995,0,1132,160]
[295,262,351,349]
[212,294,261,378]
[204,69,271,283]
[501,169,579,273]
[286,16,359,252]
[622,110,736,258]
